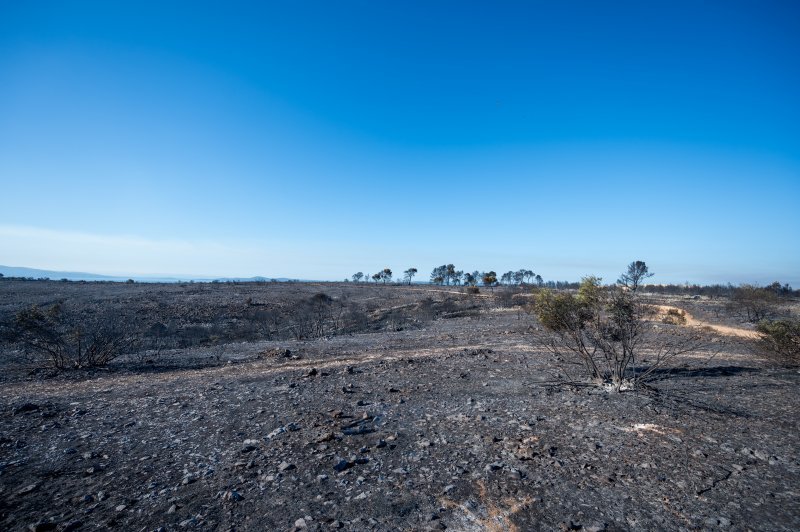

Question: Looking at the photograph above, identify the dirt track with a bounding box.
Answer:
[654,305,761,340]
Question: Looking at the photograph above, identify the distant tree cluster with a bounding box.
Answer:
[427,265,539,288]
[500,269,539,286]
[349,264,551,289]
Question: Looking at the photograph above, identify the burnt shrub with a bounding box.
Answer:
[728,285,779,323]
[755,318,800,367]
[12,303,140,369]
[662,308,687,325]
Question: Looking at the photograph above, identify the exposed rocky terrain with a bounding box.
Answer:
[1,282,798,531]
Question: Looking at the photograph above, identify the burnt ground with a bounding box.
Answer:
[1,288,799,531]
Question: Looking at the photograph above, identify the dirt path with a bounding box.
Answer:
[653,305,761,339]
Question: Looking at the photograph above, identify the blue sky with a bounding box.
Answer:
[1,1,798,284]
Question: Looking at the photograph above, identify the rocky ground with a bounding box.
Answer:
[1,298,799,531]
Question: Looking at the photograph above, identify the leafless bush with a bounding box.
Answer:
[728,285,780,323]
[496,289,518,308]
[754,318,800,367]
[12,303,140,369]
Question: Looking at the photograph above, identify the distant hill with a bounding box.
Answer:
[0,265,296,283]
[0,265,122,281]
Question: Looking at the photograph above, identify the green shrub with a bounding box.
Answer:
[531,276,702,391]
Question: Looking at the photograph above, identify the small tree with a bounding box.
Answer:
[381,268,392,284]
[430,265,446,285]
[617,260,654,291]
[531,274,705,391]
[445,264,457,285]
[352,272,364,283]
[403,268,417,285]
[482,271,497,291]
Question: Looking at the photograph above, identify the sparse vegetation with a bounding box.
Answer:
[729,284,780,322]
[662,307,687,325]
[531,272,705,391]
[11,303,139,369]
[755,318,800,366]
[0,273,797,531]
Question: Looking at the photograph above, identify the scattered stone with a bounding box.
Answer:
[222,490,243,502]
[16,483,39,496]
[334,459,353,472]
[484,462,504,472]
[278,461,296,472]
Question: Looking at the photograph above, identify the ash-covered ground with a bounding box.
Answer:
[1,282,798,531]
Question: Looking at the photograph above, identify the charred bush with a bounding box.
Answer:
[12,303,140,369]
[662,308,687,325]
[728,285,779,323]
[755,318,800,367]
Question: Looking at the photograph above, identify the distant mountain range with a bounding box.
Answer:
[0,265,296,283]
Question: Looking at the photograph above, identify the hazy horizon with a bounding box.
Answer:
[2,2,798,285]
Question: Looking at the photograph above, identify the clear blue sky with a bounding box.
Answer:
[1,1,798,284]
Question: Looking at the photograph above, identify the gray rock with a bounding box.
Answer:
[278,461,296,472]
[484,462,504,472]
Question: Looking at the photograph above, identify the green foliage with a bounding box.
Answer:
[534,289,588,332]
[576,276,603,308]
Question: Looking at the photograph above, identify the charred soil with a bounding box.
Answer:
[1,281,798,531]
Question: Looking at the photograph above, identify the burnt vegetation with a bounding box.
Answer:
[1,263,797,375]
[0,280,484,372]
[1,265,799,531]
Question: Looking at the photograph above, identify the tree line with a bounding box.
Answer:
[350,265,546,288]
